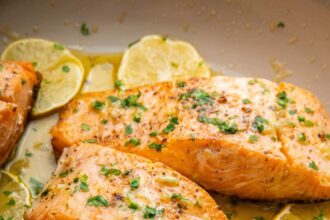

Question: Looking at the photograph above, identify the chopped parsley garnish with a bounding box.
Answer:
[79,181,89,192]
[171,193,189,204]
[309,161,319,171]
[148,143,163,152]
[62,65,70,73]
[86,195,109,207]
[242,98,251,104]
[121,92,147,110]
[313,210,325,220]
[276,91,289,109]
[288,109,297,115]
[252,116,269,133]
[101,119,108,125]
[176,81,186,88]
[171,62,178,68]
[198,116,238,134]
[53,43,64,50]
[75,174,89,192]
[298,116,314,127]
[101,165,122,176]
[80,23,90,36]
[59,169,71,178]
[130,178,140,190]
[297,132,307,144]
[81,123,90,131]
[249,135,259,143]
[170,117,178,124]
[115,79,124,90]
[125,138,141,146]
[162,117,179,134]
[128,201,139,210]
[30,177,44,197]
[108,95,119,103]
[91,100,105,110]
[3,191,12,196]
[25,152,33,157]
[143,206,157,219]
[179,89,213,106]
[277,21,285,28]
[305,107,314,114]
[6,199,15,206]
[133,113,141,123]
[149,131,158,137]
[84,139,97,143]
[326,134,330,140]
[123,169,132,176]
[125,124,133,135]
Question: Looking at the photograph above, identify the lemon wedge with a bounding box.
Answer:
[0,170,31,220]
[1,38,84,116]
[117,35,210,89]
[82,63,114,93]
[273,203,330,220]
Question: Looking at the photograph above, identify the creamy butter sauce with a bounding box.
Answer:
[2,50,329,220]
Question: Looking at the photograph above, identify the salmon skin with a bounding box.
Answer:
[52,76,330,201]
[0,61,38,165]
[24,144,226,220]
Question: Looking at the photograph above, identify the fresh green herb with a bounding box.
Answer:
[170,117,178,124]
[298,116,305,122]
[149,131,158,137]
[163,123,175,134]
[128,39,140,48]
[326,134,330,140]
[288,109,297,115]
[304,120,314,127]
[313,210,324,220]
[62,65,70,73]
[101,119,108,125]
[101,165,122,176]
[297,132,307,144]
[86,195,110,207]
[143,206,157,219]
[32,61,38,67]
[25,152,33,157]
[133,113,141,123]
[59,169,70,178]
[252,116,269,133]
[79,181,89,192]
[171,193,189,204]
[29,177,44,196]
[123,169,132,176]
[125,124,133,135]
[277,21,285,28]
[287,121,296,127]
[148,143,163,152]
[125,138,141,146]
[248,79,258,85]
[53,43,64,50]
[130,178,140,190]
[305,107,314,114]
[249,135,259,143]
[128,201,139,210]
[3,191,12,196]
[80,23,90,36]
[108,95,119,103]
[179,89,213,106]
[6,199,15,206]
[171,62,178,68]
[277,91,289,109]
[115,79,124,90]
[121,93,147,110]
[198,116,238,134]
[242,98,251,104]
[83,139,97,143]
[91,100,105,110]
[81,123,90,131]
[176,81,186,88]
[253,217,265,220]
[309,161,319,171]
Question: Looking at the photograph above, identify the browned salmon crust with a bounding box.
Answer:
[0,62,38,165]
[24,144,226,220]
[51,76,330,201]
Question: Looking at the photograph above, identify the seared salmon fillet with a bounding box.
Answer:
[51,76,330,200]
[0,62,38,165]
[24,144,226,220]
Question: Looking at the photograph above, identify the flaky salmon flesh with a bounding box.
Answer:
[24,144,226,220]
[0,61,38,165]
[52,76,330,201]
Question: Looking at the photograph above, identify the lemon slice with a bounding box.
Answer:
[0,170,31,220]
[273,203,330,220]
[82,63,114,93]
[1,38,84,116]
[117,35,210,88]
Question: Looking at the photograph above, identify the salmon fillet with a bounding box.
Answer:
[0,62,38,165]
[24,144,226,220]
[51,76,330,200]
